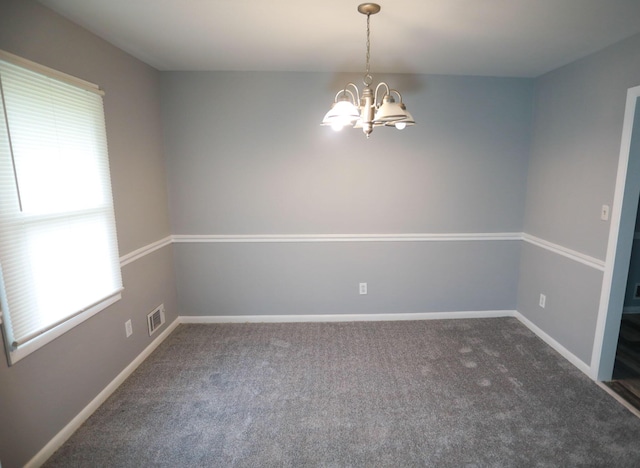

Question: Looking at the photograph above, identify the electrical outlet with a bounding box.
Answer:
[359,282,368,295]
[539,293,546,309]
[125,319,133,337]
[601,205,610,221]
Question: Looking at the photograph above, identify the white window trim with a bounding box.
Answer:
[6,292,122,362]
[0,50,122,364]
[0,50,104,96]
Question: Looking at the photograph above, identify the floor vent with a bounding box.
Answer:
[147,304,165,336]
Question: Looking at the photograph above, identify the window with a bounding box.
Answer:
[0,51,123,364]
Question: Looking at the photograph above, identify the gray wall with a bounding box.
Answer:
[161,72,533,317]
[0,1,177,467]
[518,33,640,365]
[174,241,521,317]
[162,72,532,234]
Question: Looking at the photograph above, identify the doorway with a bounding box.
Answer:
[592,87,640,384]
[606,200,640,409]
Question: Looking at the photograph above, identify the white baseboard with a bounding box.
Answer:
[513,311,591,377]
[25,318,181,468]
[179,310,516,324]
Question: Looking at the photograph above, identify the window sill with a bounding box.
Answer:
[6,292,122,365]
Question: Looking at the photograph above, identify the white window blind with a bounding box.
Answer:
[0,53,123,364]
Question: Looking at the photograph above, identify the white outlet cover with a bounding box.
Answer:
[125,319,133,337]
[601,205,610,221]
[359,283,367,295]
[539,294,546,308]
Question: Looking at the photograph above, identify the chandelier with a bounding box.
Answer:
[321,3,415,138]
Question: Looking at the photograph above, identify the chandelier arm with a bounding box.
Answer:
[389,89,404,104]
[374,82,390,107]
[334,88,355,105]
[334,83,361,106]
[345,82,361,105]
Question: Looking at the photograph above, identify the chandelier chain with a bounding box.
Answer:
[364,12,373,86]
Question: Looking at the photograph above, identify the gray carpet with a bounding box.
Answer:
[45,318,640,467]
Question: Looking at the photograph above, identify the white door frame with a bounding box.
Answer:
[591,85,640,381]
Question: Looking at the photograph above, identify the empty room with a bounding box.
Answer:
[2,0,640,466]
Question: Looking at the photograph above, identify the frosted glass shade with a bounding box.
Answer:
[321,100,360,129]
[373,96,414,124]
[385,109,415,129]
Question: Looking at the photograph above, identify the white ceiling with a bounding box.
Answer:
[38,0,640,77]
